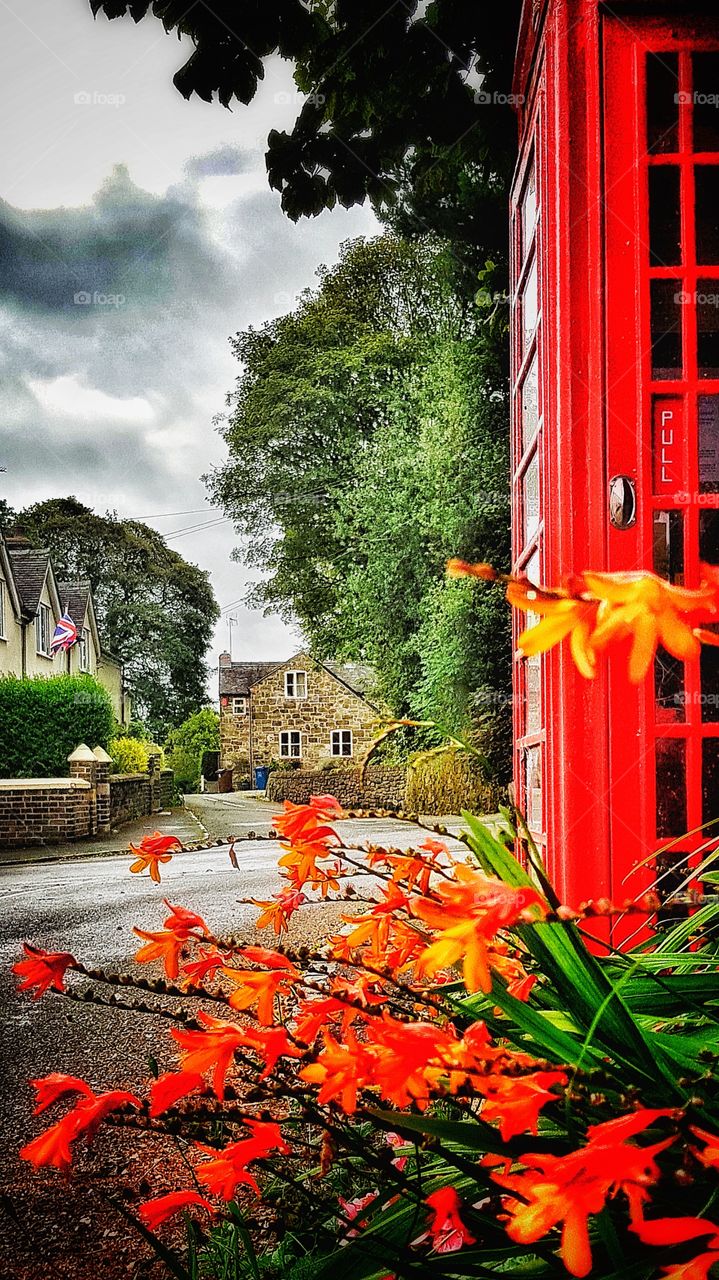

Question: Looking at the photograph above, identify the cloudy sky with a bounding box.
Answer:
[0,0,378,690]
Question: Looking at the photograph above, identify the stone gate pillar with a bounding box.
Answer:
[67,744,98,836]
[147,752,161,814]
[93,745,112,834]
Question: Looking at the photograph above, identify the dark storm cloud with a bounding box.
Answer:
[184,144,255,179]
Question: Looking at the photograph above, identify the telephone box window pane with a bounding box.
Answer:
[525,745,542,832]
[646,53,679,154]
[655,652,685,724]
[699,396,719,492]
[521,354,539,450]
[523,451,540,543]
[521,159,537,260]
[698,282,719,378]
[522,257,538,353]
[703,739,719,827]
[653,510,684,584]
[700,626,719,723]
[526,657,541,735]
[649,167,681,266]
[693,55,719,152]
[656,738,687,840]
[651,280,683,380]
[700,509,719,563]
[696,169,719,265]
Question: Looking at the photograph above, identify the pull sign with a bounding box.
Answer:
[608,475,636,529]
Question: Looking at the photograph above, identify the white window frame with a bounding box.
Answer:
[36,603,52,656]
[331,729,353,757]
[279,730,302,759]
[78,627,90,671]
[0,578,5,639]
[231,696,247,715]
[284,670,308,699]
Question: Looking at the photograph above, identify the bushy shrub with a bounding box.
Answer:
[108,737,149,774]
[164,708,219,794]
[0,674,114,778]
[405,745,504,814]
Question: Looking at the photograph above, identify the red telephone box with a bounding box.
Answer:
[511,1,719,919]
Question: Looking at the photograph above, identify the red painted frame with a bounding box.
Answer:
[512,2,719,930]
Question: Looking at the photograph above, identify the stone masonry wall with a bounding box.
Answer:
[160,769,174,809]
[249,655,377,773]
[266,766,407,811]
[109,773,151,827]
[0,779,92,848]
[219,706,251,783]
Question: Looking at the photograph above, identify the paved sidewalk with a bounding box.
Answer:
[0,806,204,867]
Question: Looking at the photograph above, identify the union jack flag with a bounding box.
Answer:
[50,612,78,654]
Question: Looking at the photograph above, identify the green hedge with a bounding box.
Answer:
[405,747,504,816]
[0,674,114,778]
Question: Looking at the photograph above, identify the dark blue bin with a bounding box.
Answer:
[254,766,270,791]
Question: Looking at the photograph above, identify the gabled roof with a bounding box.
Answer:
[220,654,377,705]
[7,547,60,622]
[220,661,282,697]
[57,580,90,626]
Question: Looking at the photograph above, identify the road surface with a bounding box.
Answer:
[0,795,468,1279]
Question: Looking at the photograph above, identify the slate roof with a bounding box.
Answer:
[57,581,90,626]
[7,548,51,621]
[219,656,377,702]
[219,661,282,697]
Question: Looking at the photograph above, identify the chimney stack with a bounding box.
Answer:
[219,651,231,667]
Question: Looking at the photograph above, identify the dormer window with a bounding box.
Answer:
[285,670,307,699]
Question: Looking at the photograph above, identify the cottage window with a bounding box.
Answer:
[0,578,5,639]
[78,627,90,671]
[36,603,51,656]
[285,670,307,699]
[231,696,247,715]
[331,729,353,757]
[279,730,302,758]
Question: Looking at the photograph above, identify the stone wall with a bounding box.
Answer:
[219,706,251,785]
[0,778,92,848]
[266,765,406,811]
[109,773,151,827]
[160,769,174,809]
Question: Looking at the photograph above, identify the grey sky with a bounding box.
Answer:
[0,0,379,690]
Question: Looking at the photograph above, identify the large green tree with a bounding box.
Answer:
[16,498,219,737]
[88,1,520,249]
[207,234,510,769]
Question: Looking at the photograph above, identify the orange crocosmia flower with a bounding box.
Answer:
[240,1025,304,1079]
[149,1070,204,1117]
[330,973,387,1010]
[252,887,307,934]
[162,900,209,939]
[583,570,719,683]
[632,1216,719,1248]
[367,1017,460,1110]
[171,1011,247,1099]
[309,794,344,819]
[661,1254,719,1280]
[30,1073,94,1116]
[690,1125,719,1169]
[301,1029,375,1114]
[13,943,77,998]
[196,1119,290,1200]
[294,996,354,1045]
[133,928,185,981]
[493,1108,678,1278]
[20,1089,140,1172]
[507,577,600,680]
[479,1069,568,1141]
[139,1190,215,1230]
[182,948,225,985]
[272,800,339,845]
[425,1187,476,1254]
[129,832,181,883]
[414,868,547,994]
[224,967,298,1024]
[446,559,498,581]
[342,883,412,957]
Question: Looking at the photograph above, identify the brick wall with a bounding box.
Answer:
[109,773,151,827]
[0,778,92,848]
[266,766,407,810]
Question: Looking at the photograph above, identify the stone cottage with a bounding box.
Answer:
[218,651,378,785]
